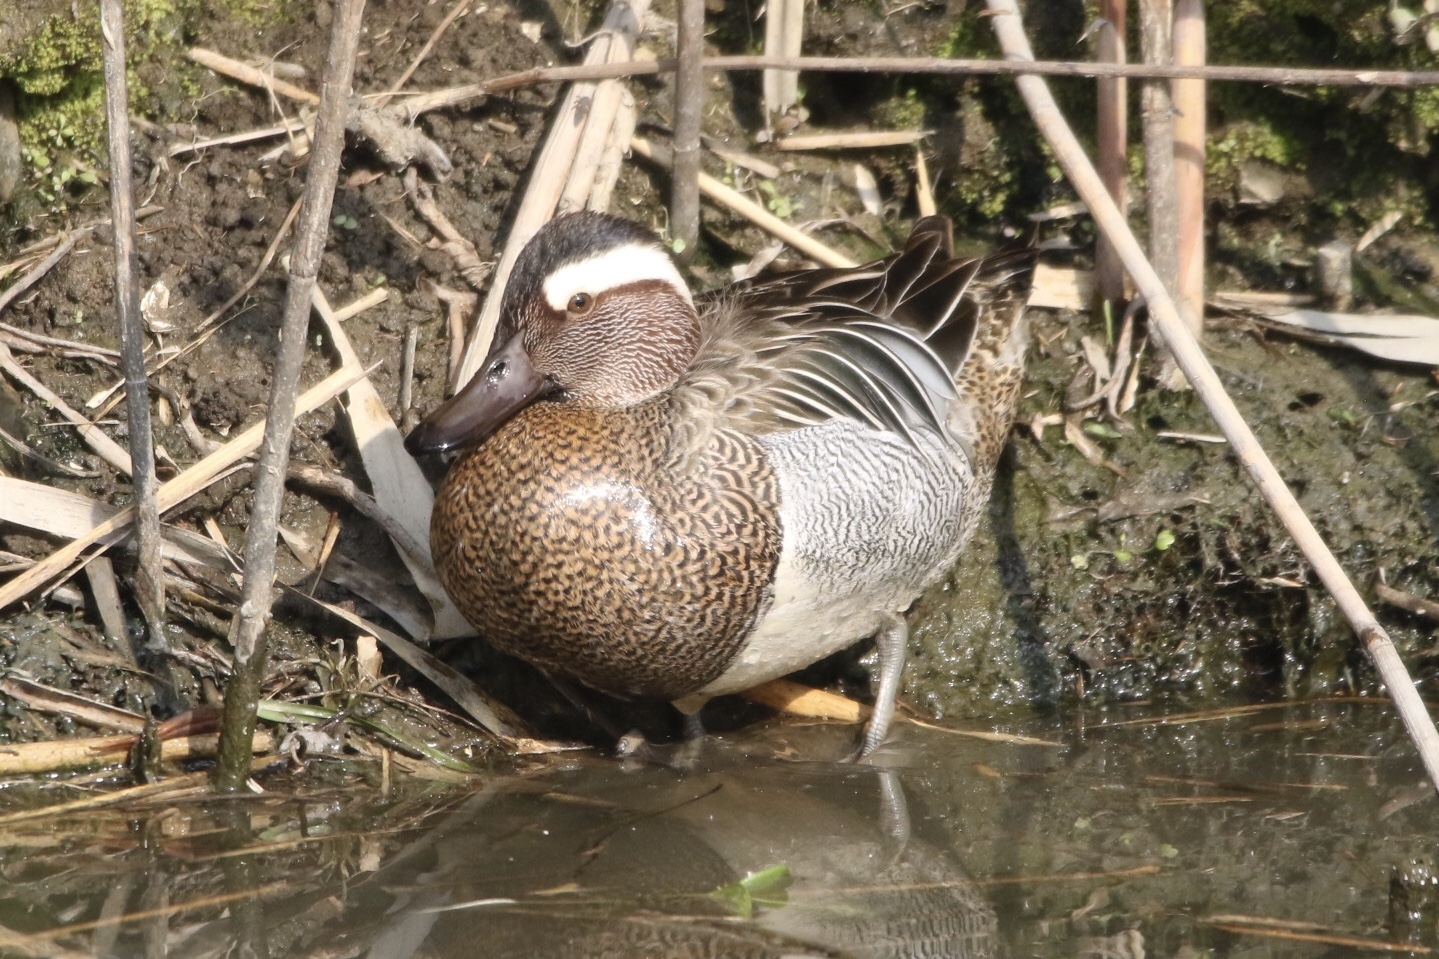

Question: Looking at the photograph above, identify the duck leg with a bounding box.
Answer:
[856,611,908,760]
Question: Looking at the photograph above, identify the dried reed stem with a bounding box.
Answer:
[453,0,649,390]
[1138,0,1178,292]
[394,55,1439,119]
[1173,0,1207,339]
[1095,0,1128,308]
[214,0,367,791]
[100,0,167,655]
[984,0,1439,793]
[670,0,705,261]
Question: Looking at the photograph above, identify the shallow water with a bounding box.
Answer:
[1,699,1434,958]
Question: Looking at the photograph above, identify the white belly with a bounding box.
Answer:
[698,420,973,697]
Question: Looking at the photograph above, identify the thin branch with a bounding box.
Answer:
[984,0,1439,794]
[390,54,1439,119]
[213,0,367,791]
[670,0,705,261]
[99,0,167,656]
[374,0,471,106]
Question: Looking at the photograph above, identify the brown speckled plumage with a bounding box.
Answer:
[410,211,1033,754]
[431,395,780,701]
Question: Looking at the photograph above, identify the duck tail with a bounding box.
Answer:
[949,250,1033,478]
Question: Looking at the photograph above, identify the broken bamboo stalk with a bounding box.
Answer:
[1095,0,1127,309]
[1173,0,1207,339]
[984,0,1439,794]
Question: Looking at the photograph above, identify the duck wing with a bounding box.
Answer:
[684,218,1033,447]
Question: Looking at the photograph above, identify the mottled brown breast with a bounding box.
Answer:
[430,397,781,701]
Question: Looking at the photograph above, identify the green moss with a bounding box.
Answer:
[6,0,299,212]
[1207,119,1302,183]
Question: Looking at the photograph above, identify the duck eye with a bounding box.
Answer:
[568,292,594,315]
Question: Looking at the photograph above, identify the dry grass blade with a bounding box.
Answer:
[0,228,92,317]
[282,587,532,746]
[983,0,1439,794]
[1202,917,1432,953]
[0,342,132,474]
[762,0,804,119]
[0,476,235,570]
[0,363,364,614]
[1252,308,1439,365]
[310,289,468,639]
[0,676,144,732]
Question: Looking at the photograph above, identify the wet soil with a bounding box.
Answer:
[1,0,1438,761]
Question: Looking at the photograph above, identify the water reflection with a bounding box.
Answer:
[0,701,1433,958]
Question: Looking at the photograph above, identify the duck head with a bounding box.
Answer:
[405,212,700,455]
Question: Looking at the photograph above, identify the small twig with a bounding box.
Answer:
[284,463,432,579]
[631,137,856,269]
[215,0,368,791]
[404,170,491,288]
[375,0,471,105]
[100,0,167,654]
[1375,580,1439,622]
[985,0,1439,794]
[670,0,705,261]
[775,130,930,151]
[186,47,319,104]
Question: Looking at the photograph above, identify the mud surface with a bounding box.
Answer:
[1,0,1438,757]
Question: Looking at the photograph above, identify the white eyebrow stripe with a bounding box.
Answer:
[542,243,694,311]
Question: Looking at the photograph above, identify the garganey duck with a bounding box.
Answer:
[406,211,1032,759]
